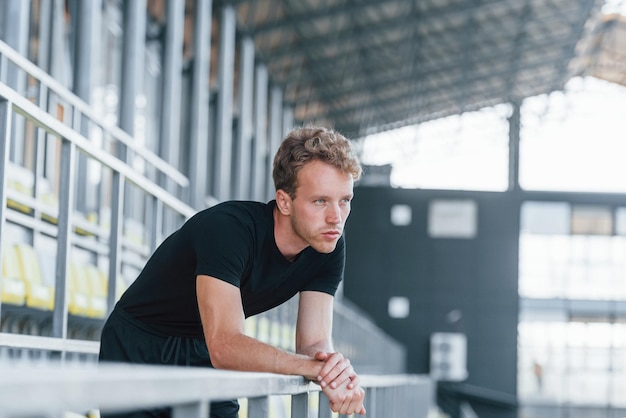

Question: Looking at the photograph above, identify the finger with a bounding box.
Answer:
[319,352,344,374]
[348,389,366,415]
[347,373,360,389]
[346,390,364,415]
[328,366,354,389]
[318,354,345,385]
[338,385,363,415]
[319,354,349,386]
[315,352,338,385]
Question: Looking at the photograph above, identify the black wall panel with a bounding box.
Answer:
[343,186,520,414]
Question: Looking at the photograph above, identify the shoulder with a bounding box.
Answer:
[189,200,273,225]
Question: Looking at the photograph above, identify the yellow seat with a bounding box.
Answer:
[1,245,27,305]
[84,264,108,318]
[67,263,90,317]
[14,244,54,310]
[6,163,34,214]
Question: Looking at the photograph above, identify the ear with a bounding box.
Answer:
[275,189,292,215]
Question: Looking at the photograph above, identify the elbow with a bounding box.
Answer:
[207,342,228,369]
[207,338,237,370]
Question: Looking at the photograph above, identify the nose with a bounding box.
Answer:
[326,203,342,225]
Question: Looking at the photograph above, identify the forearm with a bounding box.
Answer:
[208,332,323,380]
[296,340,333,358]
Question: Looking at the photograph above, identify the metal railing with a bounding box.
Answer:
[0,361,433,418]
[0,35,410,412]
[0,39,189,190]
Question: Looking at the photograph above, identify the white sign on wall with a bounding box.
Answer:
[428,199,477,238]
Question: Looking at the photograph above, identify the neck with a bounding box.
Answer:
[273,206,307,260]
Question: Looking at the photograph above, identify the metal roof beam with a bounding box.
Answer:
[289,30,579,107]
[247,0,401,34]
[278,7,592,91]
[304,54,568,124]
[262,0,510,61]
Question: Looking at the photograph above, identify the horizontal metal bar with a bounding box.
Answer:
[0,362,430,417]
[0,40,189,188]
[0,81,195,219]
[0,333,99,354]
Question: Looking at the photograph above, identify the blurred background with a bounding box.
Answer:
[1,1,626,417]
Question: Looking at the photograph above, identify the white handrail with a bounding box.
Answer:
[0,361,432,417]
[0,40,189,188]
[0,333,99,355]
[0,81,195,219]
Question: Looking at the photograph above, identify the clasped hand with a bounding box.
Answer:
[314,351,366,415]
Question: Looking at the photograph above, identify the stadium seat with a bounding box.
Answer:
[1,245,27,305]
[14,244,54,310]
[67,263,90,317]
[5,163,34,214]
[83,264,107,318]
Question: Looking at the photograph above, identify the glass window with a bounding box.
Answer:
[520,77,626,193]
[519,199,626,410]
[359,104,511,191]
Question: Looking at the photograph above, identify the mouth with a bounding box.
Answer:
[321,230,342,240]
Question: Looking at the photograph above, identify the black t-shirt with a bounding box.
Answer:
[117,200,345,337]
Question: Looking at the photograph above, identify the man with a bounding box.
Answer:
[99,126,366,417]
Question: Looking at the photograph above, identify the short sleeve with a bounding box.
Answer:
[192,209,253,288]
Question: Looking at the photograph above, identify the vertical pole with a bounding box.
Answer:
[282,106,294,136]
[215,3,236,202]
[252,64,268,202]
[291,393,309,418]
[365,387,376,418]
[266,85,282,200]
[188,0,213,209]
[0,98,13,323]
[149,197,164,252]
[52,138,76,343]
[248,397,269,418]
[159,0,185,192]
[71,0,101,213]
[119,0,147,221]
[107,172,124,317]
[172,401,208,418]
[119,0,147,139]
[1,0,29,164]
[160,0,185,235]
[508,101,521,192]
[234,37,255,200]
[318,392,332,418]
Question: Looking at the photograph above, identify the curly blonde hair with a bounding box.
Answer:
[273,126,362,199]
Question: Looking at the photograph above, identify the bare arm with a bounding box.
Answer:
[297,291,366,415]
[196,275,326,380]
[297,291,359,387]
[295,291,335,357]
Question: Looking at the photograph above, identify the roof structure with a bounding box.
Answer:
[231,0,619,138]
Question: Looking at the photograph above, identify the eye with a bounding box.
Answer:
[314,198,326,205]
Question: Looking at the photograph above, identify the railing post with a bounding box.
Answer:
[248,396,269,418]
[365,387,376,417]
[0,97,13,325]
[318,392,332,418]
[252,64,268,202]
[291,392,308,418]
[172,401,208,418]
[52,137,76,343]
[214,2,236,202]
[107,171,125,317]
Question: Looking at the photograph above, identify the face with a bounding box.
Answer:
[286,160,354,254]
